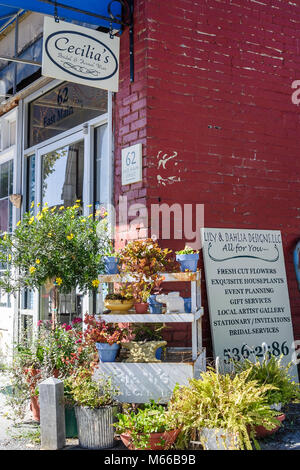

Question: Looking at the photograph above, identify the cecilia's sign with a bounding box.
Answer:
[42,17,119,92]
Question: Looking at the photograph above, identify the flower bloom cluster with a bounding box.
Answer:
[83,314,134,346]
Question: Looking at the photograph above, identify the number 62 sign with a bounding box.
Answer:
[122,143,142,186]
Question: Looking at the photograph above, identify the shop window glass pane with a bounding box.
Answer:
[39,287,82,323]
[0,159,13,233]
[0,162,9,199]
[94,124,108,209]
[0,199,8,233]
[42,140,84,208]
[26,155,35,212]
[9,121,16,147]
[28,82,107,148]
[21,288,34,310]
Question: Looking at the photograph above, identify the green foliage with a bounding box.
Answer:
[118,238,175,303]
[0,203,110,294]
[175,245,199,255]
[3,319,96,422]
[167,367,280,450]
[9,424,41,445]
[132,323,165,342]
[20,319,94,377]
[105,293,132,302]
[114,400,175,449]
[234,355,300,406]
[64,368,119,408]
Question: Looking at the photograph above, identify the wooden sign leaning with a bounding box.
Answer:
[201,228,299,381]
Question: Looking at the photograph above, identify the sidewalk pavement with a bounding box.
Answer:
[0,372,299,451]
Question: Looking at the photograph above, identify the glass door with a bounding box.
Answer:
[37,133,85,210]
[36,131,86,323]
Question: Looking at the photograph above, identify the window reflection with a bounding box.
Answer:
[42,140,84,207]
[28,82,107,148]
[0,160,13,233]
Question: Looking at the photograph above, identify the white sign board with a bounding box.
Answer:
[201,228,299,380]
[42,17,119,92]
[122,143,142,185]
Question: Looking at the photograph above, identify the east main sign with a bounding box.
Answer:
[42,17,120,92]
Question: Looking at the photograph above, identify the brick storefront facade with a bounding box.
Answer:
[113,0,300,355]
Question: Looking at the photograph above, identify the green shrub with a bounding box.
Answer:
[168,367,279,450]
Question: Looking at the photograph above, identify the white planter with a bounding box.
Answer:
[199,427,239,450]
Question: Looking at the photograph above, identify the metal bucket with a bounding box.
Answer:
[75,405,117,449]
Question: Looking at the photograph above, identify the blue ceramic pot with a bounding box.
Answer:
[148,295,163,314]
[103,256,120,274]
[184,298,192,313]
[176,253,199,272]
[96,342,120,362]
[155,347,163,360]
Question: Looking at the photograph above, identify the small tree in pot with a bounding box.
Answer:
[118,238,175,313]
[0,202,110,326]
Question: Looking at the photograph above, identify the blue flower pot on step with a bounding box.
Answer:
[176,253,199,272]
[148,294,163,314]
[96,342,120,362]
[103,256,119,274]
[184,298,192,313]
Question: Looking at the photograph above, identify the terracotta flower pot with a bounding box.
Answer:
[120,429,180,450]
[251,413,286,438]
[134,303,149,314]
[30,395,40,422]
[24,368,60,422]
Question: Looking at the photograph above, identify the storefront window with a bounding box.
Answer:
[0,159,13,308]
[26,154,35,211]
[39,287,82,323]
[0,160,13,233]
[28,82,107,148]
[94,124,109,208]
[42,140,84,207]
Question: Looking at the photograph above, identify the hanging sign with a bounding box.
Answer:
[201,228,299,380]
[122,143,143,185]
[42,17,119,92]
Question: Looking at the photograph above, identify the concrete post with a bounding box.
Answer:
[39,377,66,450]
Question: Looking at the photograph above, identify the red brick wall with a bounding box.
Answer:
[113,0,300,356]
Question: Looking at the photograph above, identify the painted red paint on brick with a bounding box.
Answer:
[113,0,300,354]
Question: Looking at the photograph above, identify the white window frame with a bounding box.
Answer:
[19,79,113,322]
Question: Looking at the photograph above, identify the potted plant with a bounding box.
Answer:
[104,287,134,313]
[148,276,165,314]
[114,400,180,450]
[104,293,134,313]
[175,245,199,272]
[132,280,151,313]
[8,318,95,422]
[65,367,120,449]
[132,323,166,360]
[103,249,120,275]
[234,354,300,438]
[0,202,111,326]
[168,367,280,450]
[118,238,174,314]
[84,314,133,362]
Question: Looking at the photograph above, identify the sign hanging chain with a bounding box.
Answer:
[54,1,60,22]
